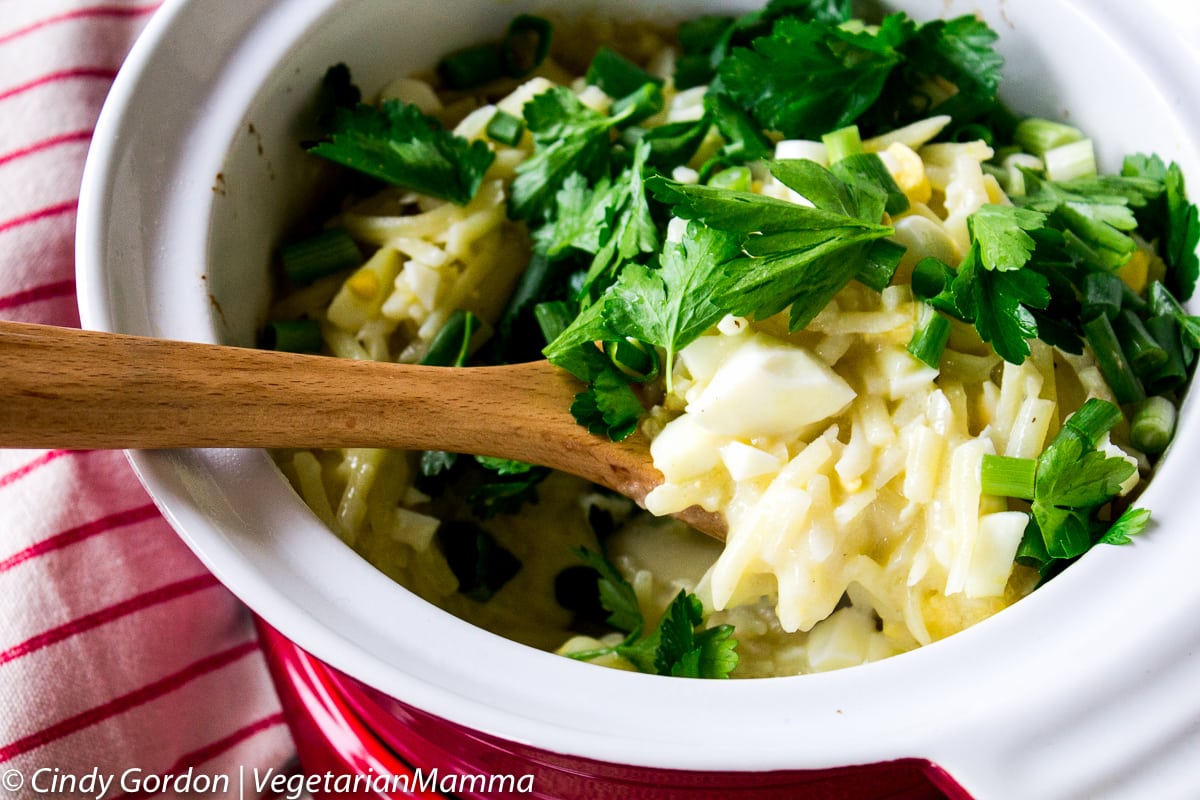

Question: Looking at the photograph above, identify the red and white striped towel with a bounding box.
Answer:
[0,3,294,795]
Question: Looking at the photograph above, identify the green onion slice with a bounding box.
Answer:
[1130,396,1177,455]
[437,43,503,90]
[486,109,526,146]
[261,318,323,353]
[1083,314,1146,405]
[501,14,553,78]
[907,303,951,369]
[980,454,1037,500]
[278,227,361,285]
[421,309,481,367]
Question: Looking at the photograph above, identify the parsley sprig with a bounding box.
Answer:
[913,205,1052,364]
[534,141,659,298]
[715,10,1004,140]
[567,548,738,678]
[309,99,494,205]
[653,159,898,328]
[982,399,1151,576]
[716,15,908,140]
[602,222,743,390]
[510,86,656,223]
[544,159,898,427]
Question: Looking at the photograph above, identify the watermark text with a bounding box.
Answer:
[0,765,536,798]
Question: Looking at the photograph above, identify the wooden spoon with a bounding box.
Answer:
[0,319,726,538]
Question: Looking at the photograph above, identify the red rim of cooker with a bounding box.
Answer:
[256,619,974,800]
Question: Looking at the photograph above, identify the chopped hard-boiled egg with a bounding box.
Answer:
[878,142,932,205]
[684,332,856,438]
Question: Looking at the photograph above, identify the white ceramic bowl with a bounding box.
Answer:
[77,0,1200,796]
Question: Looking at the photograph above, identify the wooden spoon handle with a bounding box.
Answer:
[0,320,726,537]
[0,320,667,509]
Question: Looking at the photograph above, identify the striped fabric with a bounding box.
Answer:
[0,2,294,795]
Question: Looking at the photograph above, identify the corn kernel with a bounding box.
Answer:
[1116,248,1150,294]
[346,269,380,299]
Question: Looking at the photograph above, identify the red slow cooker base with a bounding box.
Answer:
[256,620,972,800]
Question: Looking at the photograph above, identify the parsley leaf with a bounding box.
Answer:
[419,454,549,521]
[542,298,616,377]
[651,159,895,329]
[601,222,744,389]
[1097,507,1152,546]
[1033,440,1135,558]
[954,247,1051,364]
[308,100,494,205]
[717,15,906,139]
[573,548,643,634]
[729,231,892,330]
[776,157,889,223]
[533,172,617,258]
[530,142,658,298]
[1119,153,1199,300]
[703,91,774,170]
[541,301,645,441]
[969,205,1047,271]
[510,88,613,221]
[586,46,663,99]
[632,116,713,172]
[1014,399,1142,570]
[510,86,647,222]
[654,159,889,235]
[716,11,1003,138]
[862,14,1003,130]
[420,449,458,479]
[467,462,550,519]
[673,0,852,89]
[1165,162,1200,301]
[1024,235,1087,355]
[568,368,644,441]
[1122,152,1169,183]
[475,456,537,475]
[568,549,739,678]
[651,174,852,233]
[763,0,851,23]
[580,142,659,296]
[1148,281,1200,362]
[830,153,910,217]
[618,590,739,678]
[911,15,1003,110]
[914,205,1056,364]
[436,520,522,602]
[674,619,741,679]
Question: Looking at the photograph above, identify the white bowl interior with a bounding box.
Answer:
[77,0,1200,795]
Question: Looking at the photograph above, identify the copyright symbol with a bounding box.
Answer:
[1,769,23,791]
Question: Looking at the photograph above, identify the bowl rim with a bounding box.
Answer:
[76,0,1200,794]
